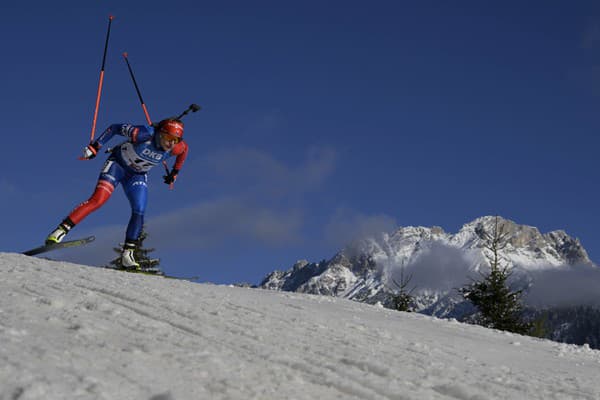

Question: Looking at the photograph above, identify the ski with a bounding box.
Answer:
[163,274,200,282]
[23,236,96,256]
[103,266,199,281]
[105,267,164,276]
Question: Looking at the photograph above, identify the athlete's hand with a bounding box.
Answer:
[81,142,100,160]
[163,168,179,185]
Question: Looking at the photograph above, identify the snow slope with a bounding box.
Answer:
[1,253,599,400]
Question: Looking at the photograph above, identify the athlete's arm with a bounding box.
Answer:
[93,124,152,148]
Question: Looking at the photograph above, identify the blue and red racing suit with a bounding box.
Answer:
[67,123,188,243]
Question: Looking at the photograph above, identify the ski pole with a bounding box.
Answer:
[122,54,201,191]
[122,53,174,189]
[122,52,152,125]
[89,15,114,142]
[123,54,201,125]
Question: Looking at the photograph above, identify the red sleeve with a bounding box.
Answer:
[171,141,189,171]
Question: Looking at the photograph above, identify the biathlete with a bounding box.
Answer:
[45,118,188,269]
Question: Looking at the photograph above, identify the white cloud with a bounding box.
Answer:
[146,197,304,249]
[325,207,397,249]
[198,146,337,199]
[402,242,473,292]
[524,265,600,308]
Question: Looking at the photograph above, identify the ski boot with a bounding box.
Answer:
[45,219,74,245]
[121,242,140,270]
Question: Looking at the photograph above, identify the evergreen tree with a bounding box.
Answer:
[529,312,548,339]
[108,230,161,272]
[389,265,415,312]
[460,216,531,334]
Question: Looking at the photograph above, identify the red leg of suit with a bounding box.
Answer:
[68,180,115,224]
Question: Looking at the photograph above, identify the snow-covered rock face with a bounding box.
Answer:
[451,216,591,270]
[259,216,594,315]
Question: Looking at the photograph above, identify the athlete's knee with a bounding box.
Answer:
[68,181,115,224]
[88,181,114,208]
[126,212,144,242]
[125,180,148,215]
[130,204,146,215]
[129,193,147,215]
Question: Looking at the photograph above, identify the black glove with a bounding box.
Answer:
[163,168,179,185]
[81,142,100,160]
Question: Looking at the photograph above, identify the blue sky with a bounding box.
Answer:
[2,1,600,283]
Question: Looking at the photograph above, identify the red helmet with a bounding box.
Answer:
[158,119,184,139]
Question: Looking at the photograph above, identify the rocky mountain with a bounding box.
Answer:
[258,216,599,347]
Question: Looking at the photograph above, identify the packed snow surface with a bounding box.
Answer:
[1,253,599,400]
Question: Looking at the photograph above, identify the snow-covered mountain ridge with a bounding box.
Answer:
[259,216,596,317]
[2,253,600,399]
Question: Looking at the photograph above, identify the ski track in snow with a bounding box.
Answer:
[1,253,599,400]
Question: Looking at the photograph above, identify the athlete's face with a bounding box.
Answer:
[159,132,180,151]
